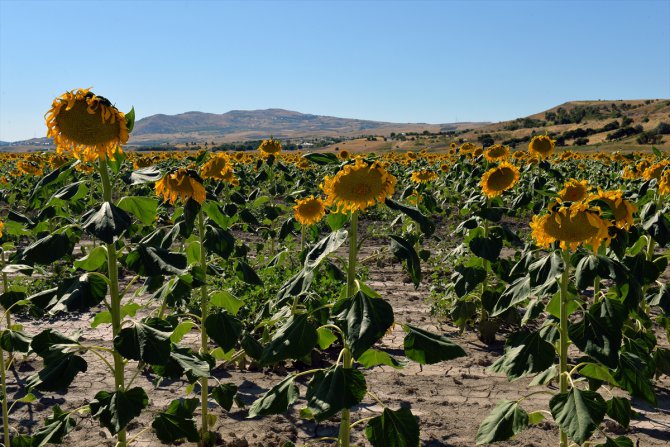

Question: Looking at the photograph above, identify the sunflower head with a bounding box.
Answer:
[45,88,129,162]
[480,162,520,197]
[16,160,43,176]
[558,179,590,202]
[459,142,476,154]
[484,144,510,162]
[440,163,450,173]
[200,153,236,184]
[528,135,555,159]
[0,220,4,239]
[531,202,610,251]
[321,157,397,213]
[155,169,206,205]
[258,139,282,157]
[642,160,669,181]
[49,153,70,169]
[411,169,438,184]
[659,171,670,196]
[339,150,350,160]
[294,196,327,225]
[589,189,637,229]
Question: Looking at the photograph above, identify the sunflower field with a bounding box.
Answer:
[0,89,669,447]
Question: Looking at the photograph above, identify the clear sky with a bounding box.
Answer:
[1,0,669,141]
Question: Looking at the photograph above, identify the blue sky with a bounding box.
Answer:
[1,0,669,141]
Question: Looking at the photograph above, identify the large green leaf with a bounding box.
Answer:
[306,366,367,422]
[89,387,149,435]
[452,264,487,298]
[117,196,158,226]
[234,260,263,286]
[365,407,420,447]
[491,276,531,317]
[31,405,76,446]
[203,225,235,259]
[469,236,503,262]
[211,383,239,411]
[248,376,299,418]
[73,246,107,271]
[402,324,466,364]
[334,291,394,359]
[204,312,242,352]
[125,244,187,276]
[475,400,529,444]
[615,351,656,405]
[152,398,200,444]
[259,314,318,365]
[113,318,173,365]
[36,274,108,315]
[606,397,631,429]
[0,329,31,353]
[26,353,87,391]
[568,298,625,368]
[82,202,131,244]
[385,198,435,236]
[303,152,341,165]
[489,330,555,380]
[389,235,422,288]
[304,229,348,270]
[549,388,607,445]
[357,349,404,369]
[14,233,74,266]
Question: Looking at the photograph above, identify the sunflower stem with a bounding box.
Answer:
[1,343,9,447]
[197,209,211,445]
[339,211,358,447]
[559,248,572,447]
[98,157,126,447]
[2,250,9,329]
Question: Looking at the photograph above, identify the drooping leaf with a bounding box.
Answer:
[365,407,420,447]
[204,312,242,352]
[357,349,404,369]
[125,244,187,277]
[73,246,107,271]
[82,202,131,244]
[402,324,466,365]
[113,318,173,365]
[14,233,74,266]
[606,397,631,429]
[26,353,87,391]
[0,329,32,353]
[568,298,626,368]
[334,291,394,359]
[304,229,348,270]
[389,235,422,288]
[489,330,555,380]
[248,376,299,418]
[204,225,235,259]
[385,198,435,236]
[31,405,76,446]
[211,383,239,411]
[117,196,158,226]
[475,400,529,444]
[234,260,263,286]
[259,314,318,365]
[306,365,367,422]
[549,388,607,445]
[152,398,200,444]
[89,387,149,435]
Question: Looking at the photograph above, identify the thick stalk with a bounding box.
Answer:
[300,224,306,253]
[1,344,9,447]
[2,250,9,328]
[339,211,358,447]
[559,249,571,447]
[197,210,210,444]
[98,157,126,446]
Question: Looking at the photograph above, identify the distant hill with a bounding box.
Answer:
[458,99,670,151]
[129,108,480,145]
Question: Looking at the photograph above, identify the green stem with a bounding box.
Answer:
[559,249,571,447]
[1,344,10,447]
[339,211,358,447]
[2,250,9,328]
[300,224,306,253]
[98,157,126,447]
[197,209,210,445]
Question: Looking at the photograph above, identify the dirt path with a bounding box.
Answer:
[6,242,670,446]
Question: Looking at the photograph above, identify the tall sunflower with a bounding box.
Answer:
[411,169,438,184]
[531,202,609,250]
[200,153,237,184]
[294,196,327,225]
[45,88,129,161]
[258,138,282,157]
[484,144,510,162]
[321,157,396,213]
[558,179,590,202]
[528,135,555,159]
[155,169,206,204]
[642,160,669,181]
[589,189,637,229]
[659,171,670,196]
[480,162,520,197]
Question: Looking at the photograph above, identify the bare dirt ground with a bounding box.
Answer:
[5,241,670,447]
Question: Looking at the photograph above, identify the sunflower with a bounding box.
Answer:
[258,138,282,157]
[440,163,450,173]
[642,160,670,181]
[16,160,43,176]
[339,150,350,160]
[201,153,236,183]
[411,169,438,184]
[558,179,590,202]
[155,169,206,204]
[133,156,154,169]
[659,171,670,196]
[589,189,637,229]
[484,144,510,162]
[473,146,484,158]
[459,142,476,154]
[531,202,610,250]
[49,153,69,169]
[528,135,555,159]
[0,220,4,239]
[294,196,326,225]
[405,151,418,161]
[480,162,520,197]
[321,157,396,213]
[45,88,129,162]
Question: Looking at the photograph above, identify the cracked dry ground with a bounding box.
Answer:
[6,242,670,447]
